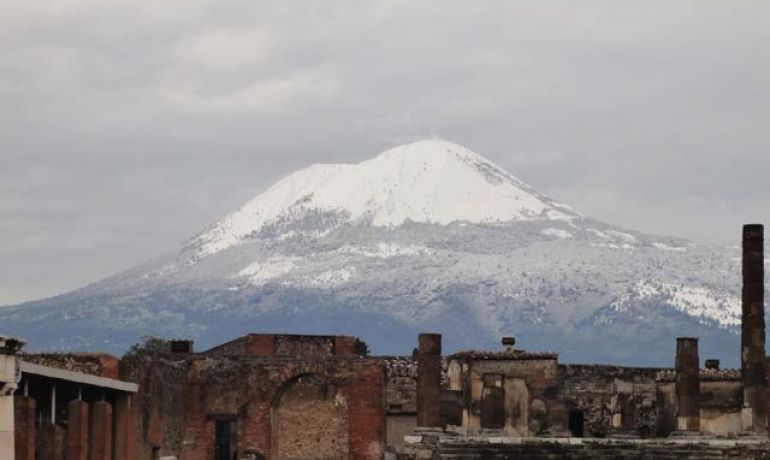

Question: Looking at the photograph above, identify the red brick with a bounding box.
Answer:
[246,335,276,356]
[96,355,120,379]
[14,396,35,460]
[90,401,112,460]
[39,423,65,460]
[66,400,89,460]
[334,336,356,356]
[114,395,137,460]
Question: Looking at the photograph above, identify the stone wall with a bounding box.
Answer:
[202,334,354,358]
[381,357,418,449]
[123,336,384,460]
[390,438,770,459]
[557,365,663,437]
[20,353,119,379]
[657,370,742,437]
[275,374,349,460]
[448,353,566,436]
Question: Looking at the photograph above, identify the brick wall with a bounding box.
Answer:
[275,374,349,459]
[203,334,355,358]
[124,336,385,460]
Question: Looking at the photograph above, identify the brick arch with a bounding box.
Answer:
[270,372,349,460]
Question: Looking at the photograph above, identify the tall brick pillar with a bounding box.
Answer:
[67,400,89,460]
[39,423,65,460]
[675,337,700,433]
[114,394,137,460]
[14,396,36,460]
[742,224,767,433]
[417,333,442,428]
[90,401,112,460]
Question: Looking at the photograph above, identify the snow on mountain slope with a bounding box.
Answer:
[191,140,580,257]
[0,139,754,366]
[600,280,740,328]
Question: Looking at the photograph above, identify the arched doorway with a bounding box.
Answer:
[272,374,349,460]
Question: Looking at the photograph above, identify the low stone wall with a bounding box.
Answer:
[389,437,770,460]
[20,353,120,379]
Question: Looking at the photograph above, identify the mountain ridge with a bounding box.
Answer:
[0,140,752,366]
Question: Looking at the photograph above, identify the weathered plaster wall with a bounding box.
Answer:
[557,365,662,437]
[657,375,743,437]
[451,357,566,436]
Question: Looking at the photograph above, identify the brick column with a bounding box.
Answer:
[675,337,700,433]
[742,224,767,433]
[67,400,89,460]
[114,394,137,460]
[90,401,112,460]
[343,364,385,460]
[14,396,36,460]
[39,423,65,460]
[417,333,442,428]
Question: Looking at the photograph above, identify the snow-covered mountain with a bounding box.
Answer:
[191,141,580,257]
[0,140,755,366]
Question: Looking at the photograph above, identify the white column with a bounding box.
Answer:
[0,336,26,460]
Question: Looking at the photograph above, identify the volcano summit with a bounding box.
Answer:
[0,140,745,365]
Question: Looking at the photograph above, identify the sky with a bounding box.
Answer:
[1,1,768,305]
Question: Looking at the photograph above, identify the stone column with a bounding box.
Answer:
[114,394,137,460]
[417,333,442,428]
[0,336,24,460]
[742,224,767,433]
[675,337,700,433]
[39,423,65,460]
[14,396,36,460]
[67,400,89,460]
[90,401,112,460]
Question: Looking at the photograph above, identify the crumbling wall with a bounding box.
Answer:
[203,334,354,358]
[558,365,662,437]
[120,351,189,459]
[274,335,334,357]
[381,357,417,448]
[124,345,385,460]
[21,353,119,379]
[275,374,349,460]
[701,380,742,435]
[657,370,742,437]
[456,357,566,436]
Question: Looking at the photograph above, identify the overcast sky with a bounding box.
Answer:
[1,1,768,305]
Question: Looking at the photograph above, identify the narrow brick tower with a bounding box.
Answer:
[741,224,767,433]
[417,333,442,428]
[675,337,700,433]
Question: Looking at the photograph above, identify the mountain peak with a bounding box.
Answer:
[191,140,580,256]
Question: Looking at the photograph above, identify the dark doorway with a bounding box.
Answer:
[480,374,505,429]
[569,410,584,437]
[214,419,235,460]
